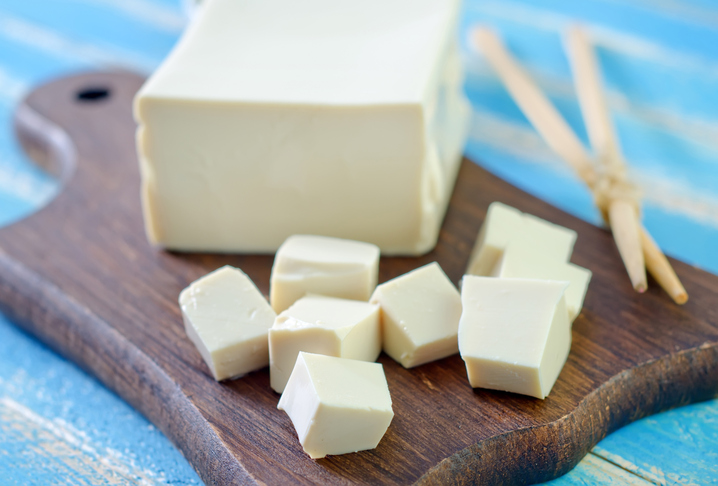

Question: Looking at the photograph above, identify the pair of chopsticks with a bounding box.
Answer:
[472,26,688,305]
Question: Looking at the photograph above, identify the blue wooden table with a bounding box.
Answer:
[0,0,716,484]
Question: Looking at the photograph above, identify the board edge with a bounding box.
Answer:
[416,341,718,485]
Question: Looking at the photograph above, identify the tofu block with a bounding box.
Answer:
[179,266,276,380]
[370,262,461,368]
[270,235,379,313]
[278,352,393,459]
[269,295,380,393]
[466,202,577,276]
[458,276,571,399]
[495,243,592,322]
[134,0,470,256]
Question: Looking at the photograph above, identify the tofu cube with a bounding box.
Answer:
[278,352,393,459]
[270,235,379,313]
[179,266,276,381]
[370,262,462,368]
[466,202,524,276]
[494,242,592,322]
[466,202,577,276]
[269,295,380,393]
[134,0,470,255]
[458,276,571,399]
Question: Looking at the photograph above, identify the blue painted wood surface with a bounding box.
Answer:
[0,313,202,485]
[0,0,716,484]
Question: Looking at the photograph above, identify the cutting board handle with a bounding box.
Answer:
[13,71,147,187]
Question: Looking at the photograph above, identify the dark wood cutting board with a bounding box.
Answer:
[2,71,717,485]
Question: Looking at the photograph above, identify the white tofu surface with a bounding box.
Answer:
[466,202,524,276]
[179,265,276,381]
[466,202,577,276]
[370,262,462,368]
[495,243,592,322]
[269,294,380,393]
[458,276,571,399]
[270,235,379,313]
[134,0,469,255]
[278,352,393,459]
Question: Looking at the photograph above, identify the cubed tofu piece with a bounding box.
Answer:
[134,0,470,255]
[458,276,571,399]
[278,352,393,459]
[179,266,276,380]
[269,295,380,393]
[370,262,461,368]
[466,202,577,276]
[494,242,592,322]
[465,202,523,276]
[270,235,380,313]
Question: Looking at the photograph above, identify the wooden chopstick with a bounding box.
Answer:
[472,27,598,189]
[640,226,688,304]
[607,201,647,292]
[563,27,624,178]
[471,26,688,303]
[564,26,647,292]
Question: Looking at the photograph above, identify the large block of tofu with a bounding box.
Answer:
[371,262,462,368]
[278,352,393,459]
[134,0,470,256]
[179,266,276,381]
[269,295,380,393]
[458,276,571,399]
[270,235,380,313]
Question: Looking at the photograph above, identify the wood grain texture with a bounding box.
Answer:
[1,71,717,485]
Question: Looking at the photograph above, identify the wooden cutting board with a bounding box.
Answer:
[1,71,717,485]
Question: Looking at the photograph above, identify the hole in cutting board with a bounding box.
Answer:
[76,86,111,102]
